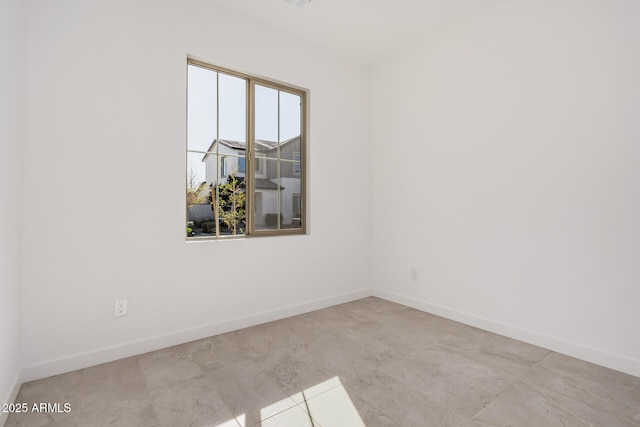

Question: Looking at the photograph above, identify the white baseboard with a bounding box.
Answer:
[19,286,639,389]
[21,288,373,383]
[372,289,640,378]
[1,371,22,427]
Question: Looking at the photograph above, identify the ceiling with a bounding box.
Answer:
[213,0,504,65]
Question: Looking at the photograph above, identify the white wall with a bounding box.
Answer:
[18,0,640,385]
[0,0,25,417]
[372,0,640,376]
[22,0,372,379]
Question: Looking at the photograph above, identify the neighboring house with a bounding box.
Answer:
[200,136,302,228]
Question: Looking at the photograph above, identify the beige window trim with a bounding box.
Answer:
[186,59,307,240]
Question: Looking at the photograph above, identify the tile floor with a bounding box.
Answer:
[6,297,640,427]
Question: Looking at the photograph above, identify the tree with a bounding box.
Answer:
[186,167,205,208]
[215,173,246,235]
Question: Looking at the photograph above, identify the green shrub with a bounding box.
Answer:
[201,221,217,233]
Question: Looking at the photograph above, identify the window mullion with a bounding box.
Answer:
[214,72,221,238]
[277,91,281,230]
[248,80,255,235]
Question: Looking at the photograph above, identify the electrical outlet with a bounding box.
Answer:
[410,268,419,282]
[115,299,128,317]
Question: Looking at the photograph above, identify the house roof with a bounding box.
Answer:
[255,178,283,190]
[201,136,300,161]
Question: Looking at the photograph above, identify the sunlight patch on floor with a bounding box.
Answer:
[222,376,365,426]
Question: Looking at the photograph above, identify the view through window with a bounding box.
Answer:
[186,61,306,239]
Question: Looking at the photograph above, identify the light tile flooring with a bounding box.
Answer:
[6,297,640,427]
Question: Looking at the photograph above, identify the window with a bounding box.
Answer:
[220,156,227,178]
[292,193,301,218]
[293,152,301,175]
[186,60,306,239]
[238,156,246,174]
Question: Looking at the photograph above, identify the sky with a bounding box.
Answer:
[187,64,301,184]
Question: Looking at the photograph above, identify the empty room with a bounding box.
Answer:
[1,0,639,425]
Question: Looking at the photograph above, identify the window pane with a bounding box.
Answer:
[280,173,302,229]
[187,65,217,152]
[254,158,279,230]
[255,85,278,159]
[216,73,247,237]
[187,151,214,238]
[279,91,301,141]
[215,172,246,236]
[279,91,301,161]
[218,73,246,143]
[187,151,207,188]
[292,193,302,228]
